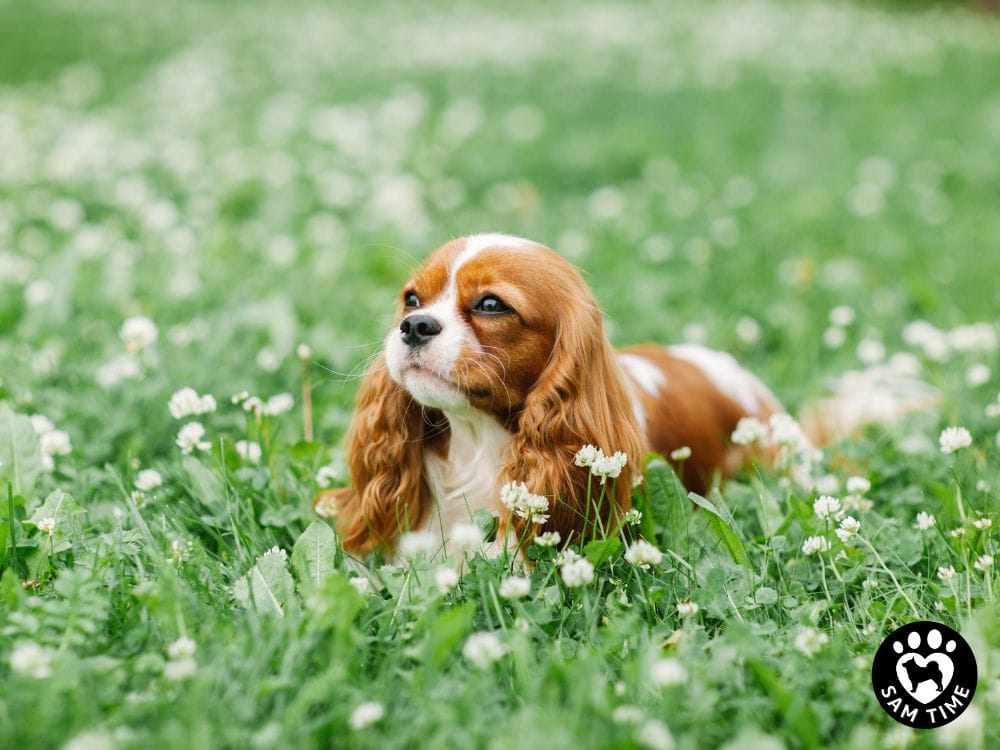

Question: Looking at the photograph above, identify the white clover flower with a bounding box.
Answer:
[37,517,56,535]
[974,554,994,571]
[397,531,437,558]
[40,429,72,457]
[135,469,163,492]
[168,387,217,419]
[591,451,628,484]
[434,566,460,593]
[30,414,55,435]
[262,546,288,563]
[829,305,856,327]
[95,353,143,388]
[449,522,484,551]
[176,422,210,454]
[843,494,873,513]
[649,658,688,687]
[675,601,699,618]
[169,538,193,565]
[823,326,847,349]
[266,393,294,415]
[735,316,762,345]
[574,444,600,467]
[296,343,313,360]
[560,556,595,588]
[636,718,675,750]
[937,565,956,581]
[939,426,972,454]
[986,403,1000,419]
[846,476,871,495]
[624,540,663,569]
[163,657,197,681]
[914,512,936,531]
[813,495,842,520]
[622,508,643,526]
[167,637,197,660]
[235,440,262,464]
[534,531,561,547]
[120,316,158,352]
[814,474,840,496]
[348,577,373,596]
[669,446,692,462]
[769,413,807,448]
[231,391,250,405]
[462,632,505,669]
[499,481,550,524]
[794,626,829,657]
[611,705,645,725]
[731,416,768,445]
[349,701,385,731]
[972,517,992,530]
[836,516,861,543]
[315,463,342,488]
[857,339,886,365]
[499,576,531,600]
[314,493,339,519]
[10,641,51,678]
[949,527,966,539]
[802,536,831,556]
[965,364,991,388]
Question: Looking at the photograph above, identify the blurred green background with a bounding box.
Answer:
[1,2,999,748]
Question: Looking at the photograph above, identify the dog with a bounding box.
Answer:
[900,656,945,693]
[315,234,931,557]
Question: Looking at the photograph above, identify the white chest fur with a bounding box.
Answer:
[415,410,512,554]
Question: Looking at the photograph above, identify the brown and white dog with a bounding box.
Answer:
[316,233,801,557]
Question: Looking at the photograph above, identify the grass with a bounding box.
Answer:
[1,0,999,748]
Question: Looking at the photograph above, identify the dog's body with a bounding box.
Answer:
[316,233,931,557]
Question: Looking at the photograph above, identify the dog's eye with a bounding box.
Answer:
[473,295,512,314]
[404,291,420,308]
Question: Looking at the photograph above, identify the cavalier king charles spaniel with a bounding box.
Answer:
[315,233,810,558]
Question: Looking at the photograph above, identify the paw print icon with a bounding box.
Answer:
[872,621,977,729]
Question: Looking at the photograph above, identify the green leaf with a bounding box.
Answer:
[689,491,750,568]
[234,548,296,615]
[583,536,621,566]
[183,456,227,518]
[0,408,44,502]
[644,459,690,555]
[291,521,336,597]
[754,586,778,605]
[421,602,476,669]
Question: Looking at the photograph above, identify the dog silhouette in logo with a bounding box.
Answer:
[900,655,945,693]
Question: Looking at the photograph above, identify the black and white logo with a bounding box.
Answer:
[872,621,977,729]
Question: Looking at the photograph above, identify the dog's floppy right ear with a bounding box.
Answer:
[316,356,427,554]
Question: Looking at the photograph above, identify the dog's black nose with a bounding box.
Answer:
[399,314,442,347]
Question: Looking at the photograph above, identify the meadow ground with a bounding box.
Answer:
[1,0,999,748]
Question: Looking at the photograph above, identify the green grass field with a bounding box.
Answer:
[1,1,999,748]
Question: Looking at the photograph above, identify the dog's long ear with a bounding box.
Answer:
[318,356,427,554]
[500,295,644,545]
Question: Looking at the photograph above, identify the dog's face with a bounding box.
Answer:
[384,234,566,418]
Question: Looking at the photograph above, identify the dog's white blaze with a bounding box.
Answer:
[617,353,668,395]
[617,352,669,428]
[415,410,512,557]
[389,234,540,410]
[668,343,777,415]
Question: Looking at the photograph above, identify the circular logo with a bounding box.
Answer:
[872,621,977,729]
